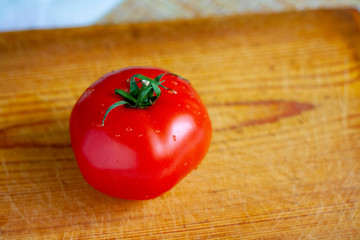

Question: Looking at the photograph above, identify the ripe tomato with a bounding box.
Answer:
[70,67,212,200]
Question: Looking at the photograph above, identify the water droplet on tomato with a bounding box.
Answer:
[173,135,176,141]
[197,111,201,115]
[171,81,178,85]
[186,105,190,109]
[126,127,132,132]
[138,134,143,137]
[88,87,95,93]
[115,134,121,137]
[96,124,102,127]
[184,162,188,167]
[177,104,182,107]
[155,129,160,134]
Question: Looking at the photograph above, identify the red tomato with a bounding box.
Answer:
[70,67,212,200]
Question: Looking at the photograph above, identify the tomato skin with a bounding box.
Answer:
[70,67,212,200]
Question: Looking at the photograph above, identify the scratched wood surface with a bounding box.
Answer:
[1,9,360,239]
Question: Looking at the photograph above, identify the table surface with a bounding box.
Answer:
[1,9,360,239]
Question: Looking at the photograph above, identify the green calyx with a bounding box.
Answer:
[102,73,180,126]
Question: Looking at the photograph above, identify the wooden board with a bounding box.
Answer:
[1,9,360,239]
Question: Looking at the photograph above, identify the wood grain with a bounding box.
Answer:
[1,9,360,239]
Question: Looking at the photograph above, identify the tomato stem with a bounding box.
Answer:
[102,73,186,126]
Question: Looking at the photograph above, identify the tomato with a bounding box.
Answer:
[70,67,212,200]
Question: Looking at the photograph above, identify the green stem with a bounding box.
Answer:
[102,73,185,126]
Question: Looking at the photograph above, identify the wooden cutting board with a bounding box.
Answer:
[1,9,360,239]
